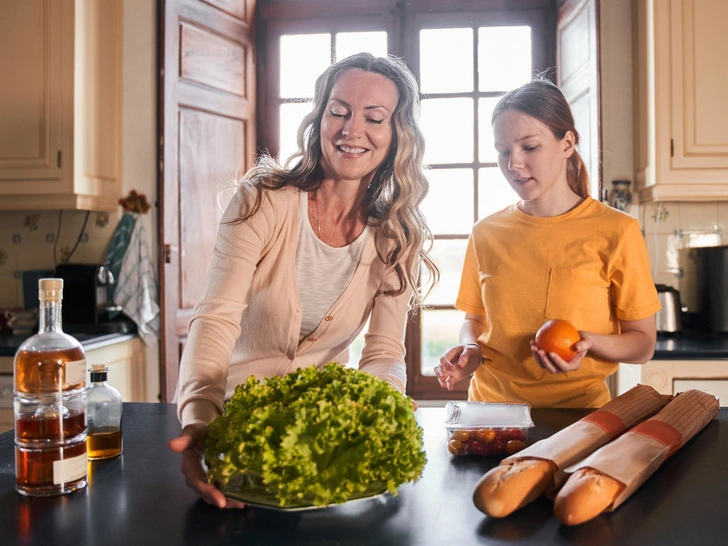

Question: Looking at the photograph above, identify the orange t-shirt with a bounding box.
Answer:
[456,197,661,408]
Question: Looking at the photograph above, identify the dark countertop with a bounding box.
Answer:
[0,403,727,546]
[0,321,137,357]
[654,330,728,360]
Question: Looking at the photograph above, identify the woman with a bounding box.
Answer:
[169,53,437,508]
[435,78,659,409]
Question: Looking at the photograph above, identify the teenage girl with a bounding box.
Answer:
[435,78,660,408]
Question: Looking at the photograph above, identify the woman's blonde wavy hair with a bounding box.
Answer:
[229,52,438,309]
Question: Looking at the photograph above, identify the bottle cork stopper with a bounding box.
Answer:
[39,278,63,302]
[91,364,107,373]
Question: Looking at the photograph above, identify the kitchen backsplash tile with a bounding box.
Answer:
[642,201,725,313]
[641,202,680,234]
[718,202,728,232]
[0,210,121,310]
[678,202,718,231]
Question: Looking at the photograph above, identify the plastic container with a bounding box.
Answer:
[444,401,534,457]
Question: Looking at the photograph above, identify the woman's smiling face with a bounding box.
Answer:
[492,109,575,203]
[319,68,399,186]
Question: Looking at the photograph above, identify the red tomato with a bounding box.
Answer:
[493,430,507,443]
[506,440,527,455]
[468,440,490,456]
[489,440,506,457]
[475,429,496,444]
[508,429,527,442]
[447,439,465,455]
[451,430,471,443]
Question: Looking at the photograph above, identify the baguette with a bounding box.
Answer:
[473,458,555,517]
[553,468,624,526]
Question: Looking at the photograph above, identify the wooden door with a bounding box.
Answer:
[557,0,601,199]
[159,0,257,401]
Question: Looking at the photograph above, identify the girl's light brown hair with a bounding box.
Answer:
[491,78,589,198]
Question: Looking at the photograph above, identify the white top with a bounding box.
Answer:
[296,192,370,340]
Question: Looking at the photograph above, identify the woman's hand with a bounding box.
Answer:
[435,343,482,391]
[531,334,592,373]
[168,424,246,509]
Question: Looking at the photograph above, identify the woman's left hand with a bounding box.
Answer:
[530,334,592,373]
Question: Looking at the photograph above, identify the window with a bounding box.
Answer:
[258,1,556,399]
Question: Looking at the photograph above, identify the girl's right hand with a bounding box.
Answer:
[435,343,482,391]
[168,424,246,509]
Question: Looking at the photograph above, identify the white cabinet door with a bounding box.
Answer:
[86,338,147,403]
[673,379,727,402]
[635,0,728,202]
[616,360,728,399]
[0,0,123,211]
[669,0,728,170]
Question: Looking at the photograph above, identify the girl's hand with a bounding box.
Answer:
[168,424,246,509]
[435,343,482,390]
[531,334,592,373]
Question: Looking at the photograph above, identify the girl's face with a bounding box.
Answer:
[319,69,399,187]
[492,109,575,204]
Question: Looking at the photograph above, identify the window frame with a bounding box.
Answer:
[257,0,557,400]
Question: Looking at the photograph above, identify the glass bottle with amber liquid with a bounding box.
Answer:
[14,278,88,496]
[86,364,122,460]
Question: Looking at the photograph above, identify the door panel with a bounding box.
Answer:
[557,0,601,198]
[160,0,256,401]
[178,108,246,309]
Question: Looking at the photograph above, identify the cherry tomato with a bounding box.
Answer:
[475,429,496,444]
[451,430,471,443]
[489,440,506,457]
[469,440,490,456]
[494,430,507,443]
[448,439,465,455]
[506,440,527,455]
[508,429,527,442]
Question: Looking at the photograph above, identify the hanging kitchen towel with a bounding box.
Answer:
[104,212,137,314]
[114,218,160,345]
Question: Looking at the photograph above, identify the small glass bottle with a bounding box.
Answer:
[86,365,123,460]
[14,278,88,496]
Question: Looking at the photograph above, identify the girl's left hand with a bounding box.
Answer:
[530,334,591,373]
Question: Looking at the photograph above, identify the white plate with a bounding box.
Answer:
[220,477,389,512]
[222,486,389,512]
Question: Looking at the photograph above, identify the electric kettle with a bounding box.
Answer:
[655,284,682,333]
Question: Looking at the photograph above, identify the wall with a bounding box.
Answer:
[599,0,635,200]
[122,0,159,402]
[0,0,159,402]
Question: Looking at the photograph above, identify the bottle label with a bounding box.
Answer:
[53,452,88,484]
[66,359,86,386]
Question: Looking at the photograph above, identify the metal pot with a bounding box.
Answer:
[695,245,728,333]
[655,284,682,333]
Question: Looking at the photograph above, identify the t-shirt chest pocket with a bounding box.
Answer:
[545,268,611,329]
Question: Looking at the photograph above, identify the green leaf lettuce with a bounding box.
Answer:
[204,363,426,507]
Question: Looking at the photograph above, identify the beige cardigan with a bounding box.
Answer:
[175,182,412,428]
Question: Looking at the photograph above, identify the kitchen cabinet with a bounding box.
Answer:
[635,0,728,202]
[616,359,728,400]
[0,336,147,434]
[0,0,123,211]
[84,337,147,404]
